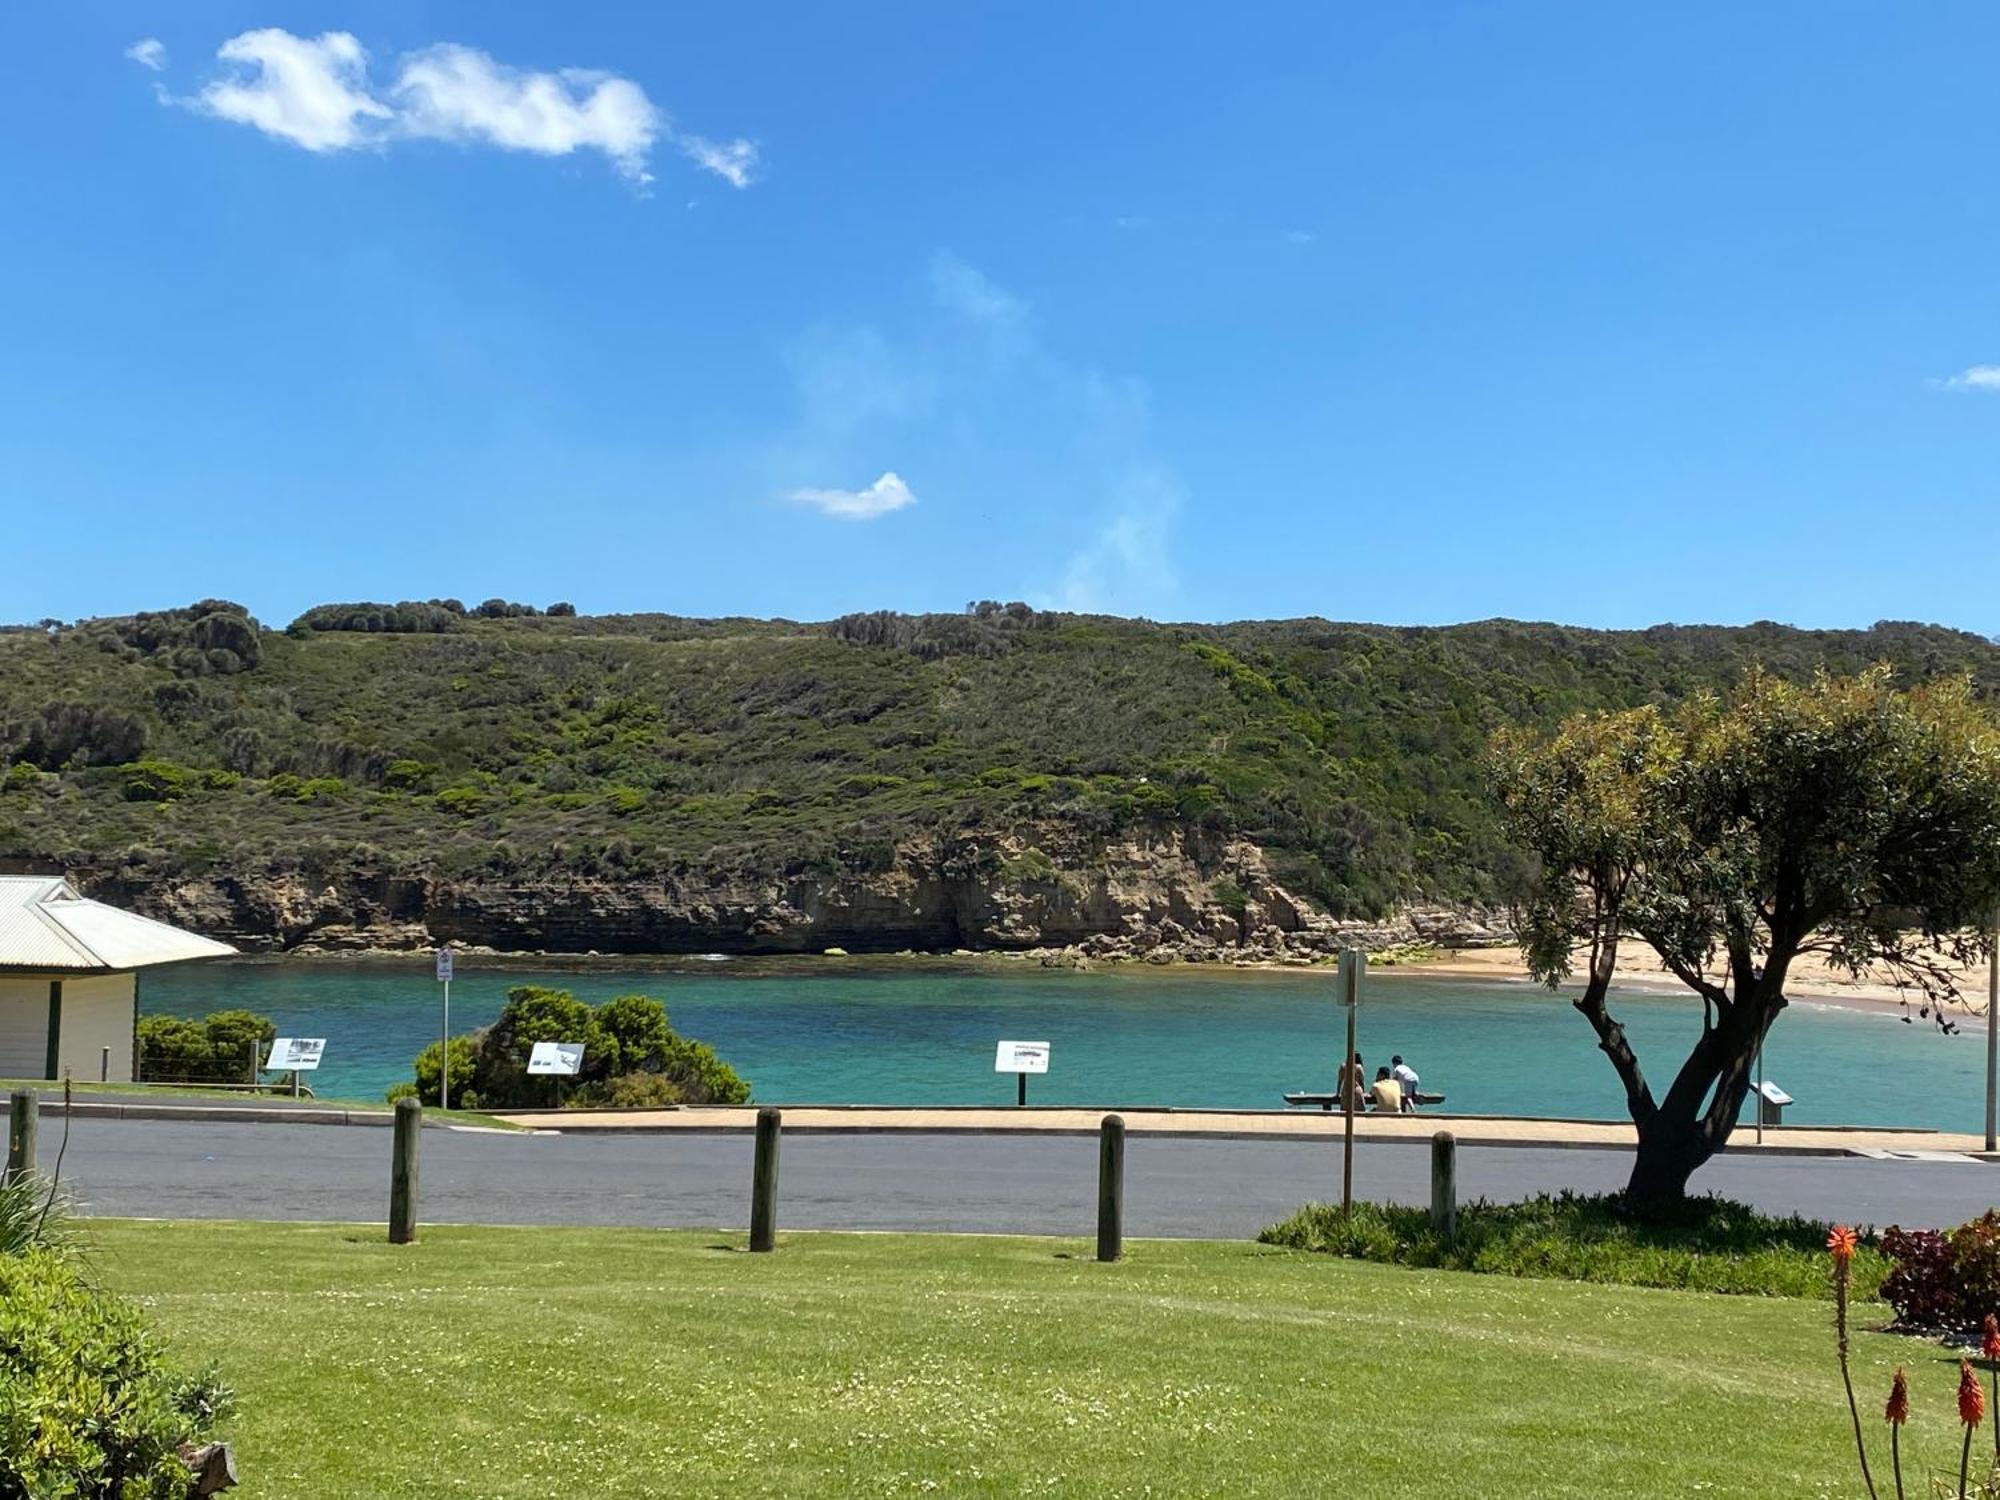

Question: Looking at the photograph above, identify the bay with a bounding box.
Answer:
[135,958,1986,1132]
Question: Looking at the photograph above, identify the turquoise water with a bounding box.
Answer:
[138,959,1987,1130]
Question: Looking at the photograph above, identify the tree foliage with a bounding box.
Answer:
[399,986,750,1109]
[1493,667,2000,1203]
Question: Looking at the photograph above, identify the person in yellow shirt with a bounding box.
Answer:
[1368,1066,1404,1113]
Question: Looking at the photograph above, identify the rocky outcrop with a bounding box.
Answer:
[82,826,1512,963]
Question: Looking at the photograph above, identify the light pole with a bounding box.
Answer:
[1985,905,1998,1154]
[1339,947,1364,1214]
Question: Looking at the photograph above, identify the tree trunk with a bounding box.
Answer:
[1625,1112,1709,1212]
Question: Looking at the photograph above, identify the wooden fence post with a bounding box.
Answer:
[1430,1130,1457,1241]
[1097,1113,1125,1262]
[750,1107,781,1252]
[5,1090,34,1186]
[389,1096,420,1244]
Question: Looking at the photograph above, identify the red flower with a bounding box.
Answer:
[1886,1367,1910,1425]
[1983,1313,2000,1362]
[1962,1359,1988,1427]
[1828,1225,1859,1264]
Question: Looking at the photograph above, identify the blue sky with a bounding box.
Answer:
[5,4,2000,633]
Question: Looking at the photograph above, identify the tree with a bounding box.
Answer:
[1492,667,2000,1207]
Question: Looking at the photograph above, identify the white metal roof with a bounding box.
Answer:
[0,876,236,973]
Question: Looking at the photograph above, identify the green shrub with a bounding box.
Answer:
[0,1249,232,1498]
[435,786,489,817]
[397,987,747,1110]
[137,1009,274,1083]
[582,1072,684,1109]
[382,759,438,791]
[655,1036,751,1106]
[408,1036,479,1109]
[117,759,239,802]
[0,1172,78,1259]
[1259,1192,1883,1299]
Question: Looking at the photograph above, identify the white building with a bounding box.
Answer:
[0,875,234,1083]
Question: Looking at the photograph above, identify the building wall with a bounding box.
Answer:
[57,973,136,1083]
[0,975,51,1077]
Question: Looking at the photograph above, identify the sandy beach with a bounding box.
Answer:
[1414,943,1996,1016]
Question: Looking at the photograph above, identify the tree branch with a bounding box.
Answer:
[1572,932,1657,1127]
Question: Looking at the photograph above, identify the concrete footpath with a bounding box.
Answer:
[496,1104,1996,1159]
[20,1090,1994,1160]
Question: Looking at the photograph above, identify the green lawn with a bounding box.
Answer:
[91,1220,1949,1499]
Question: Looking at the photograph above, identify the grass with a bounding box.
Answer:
[1260,1191,1889,1299]
[89,1218,1955,1499]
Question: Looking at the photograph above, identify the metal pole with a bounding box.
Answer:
[1340,947,1363,1214]
[1986,903,1998,1153]
[440,975,451,1113]
[1755,1041,1764,1147]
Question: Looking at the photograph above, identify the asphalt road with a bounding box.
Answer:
[42,1118,2000,1236]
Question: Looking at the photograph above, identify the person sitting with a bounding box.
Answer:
[1368,1065,1404,1113]
[1335,1052,1366,1112]
[1391,1054,1420,1113]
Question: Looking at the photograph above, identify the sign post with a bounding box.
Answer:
[995,1040,1050,1106]
[1339,948,1364,1215]
[264,1037,326,1098]
[435,946,454,1111]
[1986,904,1998,1154]
[527,1041,585,1109]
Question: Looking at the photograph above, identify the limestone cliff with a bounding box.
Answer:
[82,826,1510,962]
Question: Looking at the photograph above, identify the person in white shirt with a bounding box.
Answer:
[1390,1055,1420,1113]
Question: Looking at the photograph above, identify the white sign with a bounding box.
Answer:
[995,1040,1050,1075]
[435,946,454,982]
[265,1037,326,1072]
[527,1041,585,1077]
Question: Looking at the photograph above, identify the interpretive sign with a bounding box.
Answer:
[527,1041,585,1077]
[265,1038,326,1072]
[994,1040,1050,1075]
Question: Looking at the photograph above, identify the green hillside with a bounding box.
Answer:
[3,599,1997,923]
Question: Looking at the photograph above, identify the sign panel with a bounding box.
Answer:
[265,1037,326,1072]
[994,1040,1051,1075]
[527,1041,586,1077]
[435,946,454,982]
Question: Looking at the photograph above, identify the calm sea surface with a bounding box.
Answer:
[137,959,1985,1130]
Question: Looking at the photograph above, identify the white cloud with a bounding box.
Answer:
[125,38,167,71]
[1936,365,2000,393]
[392,45,659,183]
[787,471,918,521]
[196,29,391,152]
[1284,228,1316,245]
[771,256,1185,613]
[931,252,1029,329]
[680,134,759,188]
[167,28,752,188]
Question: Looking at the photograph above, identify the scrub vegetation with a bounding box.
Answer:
[3,601,1996,919]
[90,1217,1948,1500]
[1259,1191,1889,1298]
